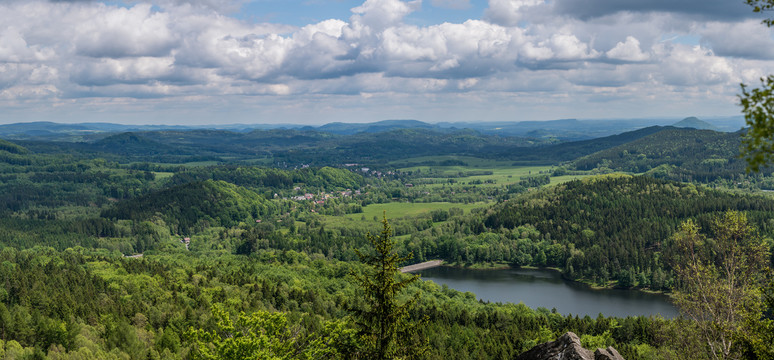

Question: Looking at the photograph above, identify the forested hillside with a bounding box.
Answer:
[101,180,277,234]
[572,128,748,182]
[166,165,364,190]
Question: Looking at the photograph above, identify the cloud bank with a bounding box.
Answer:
[0,0,772,124]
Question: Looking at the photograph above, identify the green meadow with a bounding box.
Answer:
[321,201,487,228]
[152,171,175,180]
[395,156,594,187]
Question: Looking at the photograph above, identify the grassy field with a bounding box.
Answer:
[396,157,594,188]
[462,166,553,186]
[548,174,595,185]
[350,201,486,219]
[321,201,488,228]
[153,171,175,180]
[182,161,221,167]
[389,155,517,168]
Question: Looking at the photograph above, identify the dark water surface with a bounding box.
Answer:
[418,266,678,318]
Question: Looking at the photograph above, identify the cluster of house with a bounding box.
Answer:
[289,188,362,203]
[361,168,397,178]
[342,163,397,178]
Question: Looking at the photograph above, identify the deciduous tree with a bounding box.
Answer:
[670,211,769,360]
[187,304,355,360]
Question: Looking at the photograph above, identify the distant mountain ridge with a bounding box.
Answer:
[0,116,746,143]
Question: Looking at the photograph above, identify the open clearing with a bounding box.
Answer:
[396,157,594,188]
[321,201,488,228]
[350,201,486,219]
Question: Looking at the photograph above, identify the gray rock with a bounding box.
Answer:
[515,332,625,360]
[594,347,624,360]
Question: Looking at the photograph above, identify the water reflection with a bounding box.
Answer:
[418,266,679,318]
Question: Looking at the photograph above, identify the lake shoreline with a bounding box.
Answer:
[417,266,678,318]
[441,262,672,297]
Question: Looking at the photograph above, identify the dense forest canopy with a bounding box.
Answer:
[0,121,772,359]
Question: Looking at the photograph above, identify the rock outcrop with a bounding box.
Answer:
[594,347,624,360]
[515,332,625,360]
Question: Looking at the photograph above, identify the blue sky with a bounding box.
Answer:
[0,0,773,125]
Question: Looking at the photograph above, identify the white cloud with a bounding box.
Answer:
[656,44,734,86]
[0,27,53,63]
[606,36,649,62]
[350,0,421,30]
[73,4,179,58]
[544,33,598,60]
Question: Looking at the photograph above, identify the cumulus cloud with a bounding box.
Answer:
[73,4,178,58]
[377,20,516,78]
[656,43,734,86]
[0,27,53,62]
[350,0,421,30]
[544,33,598,60]
[606,36,649,62]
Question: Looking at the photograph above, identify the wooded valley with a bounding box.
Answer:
[0,121,772,359]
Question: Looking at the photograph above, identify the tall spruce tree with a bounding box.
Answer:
[349,214,426,360]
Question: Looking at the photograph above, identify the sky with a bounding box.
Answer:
[1,0,773,125]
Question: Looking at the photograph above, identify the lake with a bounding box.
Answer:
[417,266,679,318]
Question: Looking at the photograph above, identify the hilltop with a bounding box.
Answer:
[101,180,276,234]
[672,117,718,130]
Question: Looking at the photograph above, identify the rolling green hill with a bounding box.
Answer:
[502,125,667,164]
[102,180,276,233]
[0,138,31,165]
[572,127,746,182]
[90,132,181,156]
[0,138,28,154]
